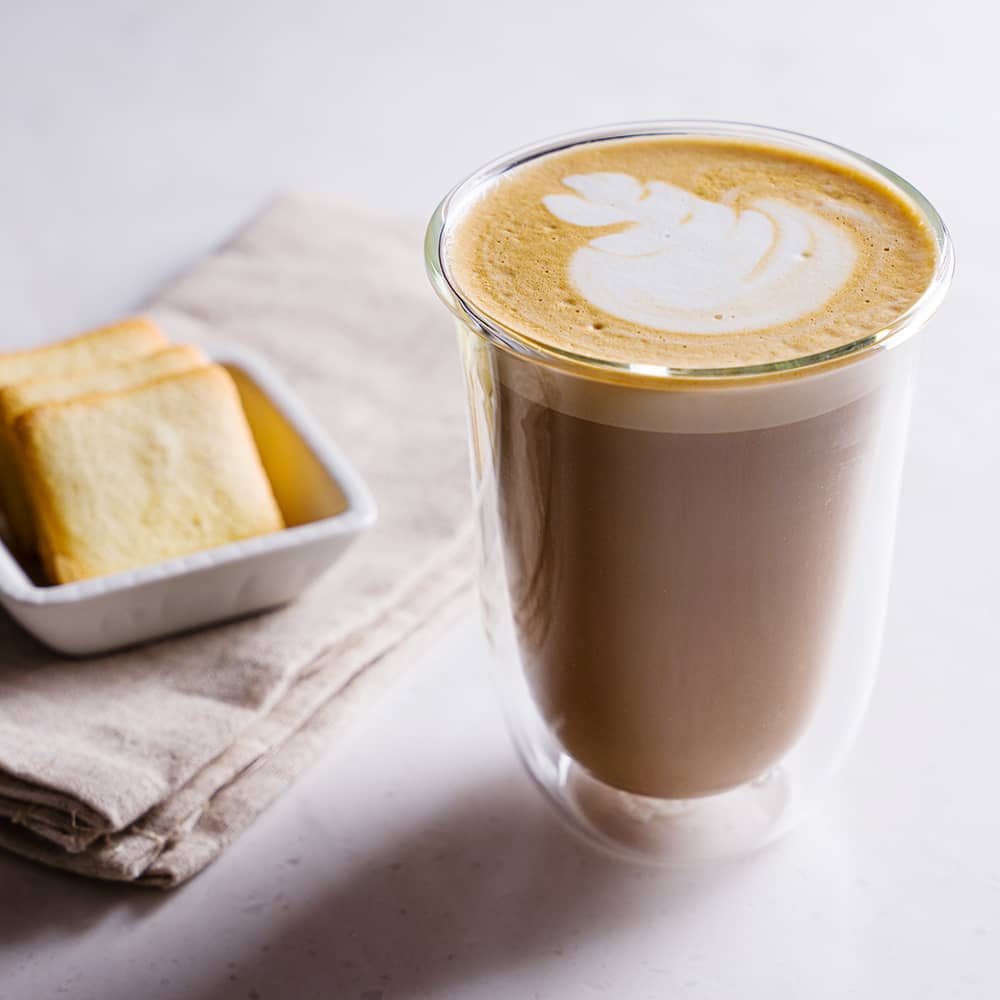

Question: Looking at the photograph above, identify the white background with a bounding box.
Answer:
[1,1,998,997]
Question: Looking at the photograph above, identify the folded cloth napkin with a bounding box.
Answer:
[0,195,473,887]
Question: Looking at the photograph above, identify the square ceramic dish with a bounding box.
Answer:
[0,344,376,656]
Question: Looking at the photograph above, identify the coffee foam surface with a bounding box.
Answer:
[445,137,937,369]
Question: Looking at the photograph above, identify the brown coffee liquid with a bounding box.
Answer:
[497,380,884,798]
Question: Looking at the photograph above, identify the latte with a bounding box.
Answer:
[432,127,945,809]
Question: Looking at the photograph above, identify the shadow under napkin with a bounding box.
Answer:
[0,195,473,885]
[0,839,165,946]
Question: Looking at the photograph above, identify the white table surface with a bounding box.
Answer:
[1,2,998,998]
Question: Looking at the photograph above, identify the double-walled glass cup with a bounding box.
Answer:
[426,122,953,864]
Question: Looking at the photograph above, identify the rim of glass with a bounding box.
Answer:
[425,120,954,381]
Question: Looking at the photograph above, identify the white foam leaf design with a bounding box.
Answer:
[541,195,631,228]
[542,172,859,334]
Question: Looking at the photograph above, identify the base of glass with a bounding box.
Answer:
[518,738,798,866]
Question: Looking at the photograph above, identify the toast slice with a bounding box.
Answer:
[0,344,209,555]
[14,364,285,584]
[0,318,166,388]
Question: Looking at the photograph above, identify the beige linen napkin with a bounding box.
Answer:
[0,195,473,887]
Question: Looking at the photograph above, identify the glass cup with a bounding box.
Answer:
[425,122,953,864]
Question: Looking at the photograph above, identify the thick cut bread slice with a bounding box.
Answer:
[0,345,209,555]
[14,365,285,584]
[0,318,166,388]
[0,345,208,418]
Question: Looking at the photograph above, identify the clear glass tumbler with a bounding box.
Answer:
[426,122,953,864]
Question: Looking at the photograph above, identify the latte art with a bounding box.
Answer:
[543,173,857,334]
[445,136,937,368]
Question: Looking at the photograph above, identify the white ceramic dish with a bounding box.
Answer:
[0,344,376,656]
